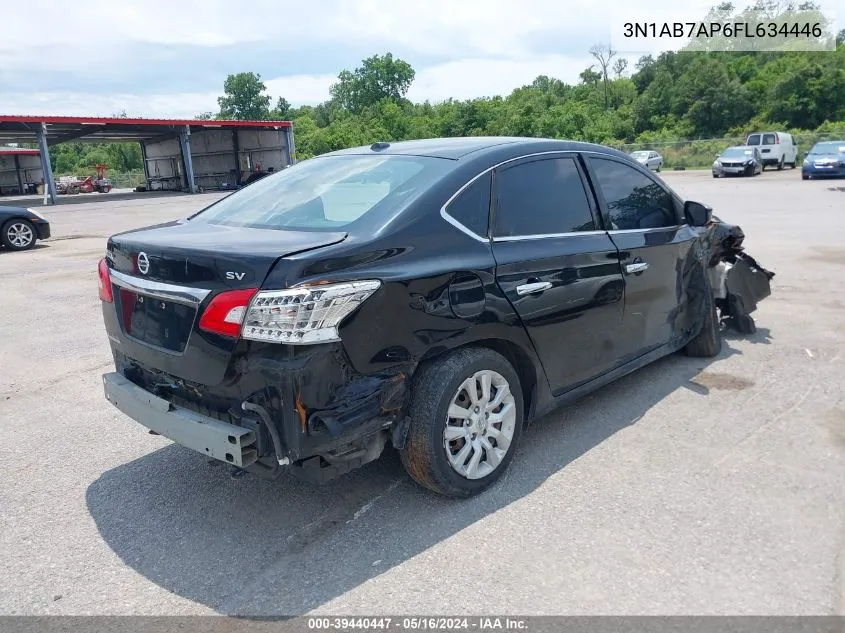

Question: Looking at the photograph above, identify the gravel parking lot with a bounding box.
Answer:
[1,169,844,616]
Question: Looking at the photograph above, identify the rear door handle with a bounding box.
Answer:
[516,281,553,296]
[625,262,649,274]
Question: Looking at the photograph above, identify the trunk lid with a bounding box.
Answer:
[107,219,346,288]
[104,220,347,385]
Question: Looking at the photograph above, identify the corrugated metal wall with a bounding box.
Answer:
[0,154,44,194]
[142,128,289,191]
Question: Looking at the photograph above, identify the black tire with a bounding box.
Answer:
[400,347,524,498]
[777,157,784,171]
[1,218,37,251]
[803,174,810,180]
[684,272,722,358]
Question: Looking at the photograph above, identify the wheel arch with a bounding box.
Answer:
[415,337,541,424]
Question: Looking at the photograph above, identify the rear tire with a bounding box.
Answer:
[684,272,722,358]
[777,157,784,171]
[400,348,524,498]
[1,218,37,251]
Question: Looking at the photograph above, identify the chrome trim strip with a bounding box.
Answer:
[439,207,489,243]
[492,230,608,242]
[109,269,212,306]
[606,226,684,234]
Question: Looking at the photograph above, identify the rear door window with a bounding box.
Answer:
[762,133,777,145]
[493,157,597,237]
[747,135,761,146]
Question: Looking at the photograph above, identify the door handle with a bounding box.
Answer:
[625,262,649,274]
[516,281,552,296]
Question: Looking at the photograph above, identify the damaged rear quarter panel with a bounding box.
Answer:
[266,210,551,430]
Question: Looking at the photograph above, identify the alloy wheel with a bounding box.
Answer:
[7,222,34,248]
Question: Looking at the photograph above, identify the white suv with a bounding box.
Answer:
[745,132,798,170]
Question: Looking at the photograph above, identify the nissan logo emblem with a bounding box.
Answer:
[137,252,150,275]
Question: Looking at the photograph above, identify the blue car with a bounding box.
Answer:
[802,141,845,180]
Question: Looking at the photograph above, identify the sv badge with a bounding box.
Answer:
[225,271,246,280]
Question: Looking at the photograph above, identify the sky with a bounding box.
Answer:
[0,0,841,119]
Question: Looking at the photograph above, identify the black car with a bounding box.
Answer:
[0,206,51,250]
[99,137,727,498]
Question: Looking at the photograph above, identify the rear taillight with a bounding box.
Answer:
[98,258,113,303]
[242,280,381,345]
[198,288,259,337]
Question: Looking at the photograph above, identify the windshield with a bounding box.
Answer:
[721,148,754,158]
[191,154,452,231]
[630,151,649,159]
[809,141,845,155]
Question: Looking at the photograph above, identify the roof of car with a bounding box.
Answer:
[321,136,630,161]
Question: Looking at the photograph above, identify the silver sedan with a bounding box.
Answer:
[629,150,664,172]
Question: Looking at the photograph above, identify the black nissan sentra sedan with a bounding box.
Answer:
[99,137,722,498]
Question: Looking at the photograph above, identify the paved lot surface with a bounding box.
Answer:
[1,170,844,616]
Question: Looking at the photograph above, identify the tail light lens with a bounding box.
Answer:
[198,288,259,337]
[98,258,114,303]
[242,280,381,344]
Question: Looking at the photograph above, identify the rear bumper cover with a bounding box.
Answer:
[103,372,259,468]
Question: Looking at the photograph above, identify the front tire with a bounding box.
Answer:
[684,272,722,358]
[2,219,37,251]
[400,348,524,498]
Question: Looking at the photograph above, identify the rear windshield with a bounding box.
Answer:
[746,135,760,145]
[630,151,649,158]
[722,148,754,158]
[191,154,452,231]
[809,141,845,155]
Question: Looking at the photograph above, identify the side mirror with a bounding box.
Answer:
[803,151,809,157]
[684,200,712,227]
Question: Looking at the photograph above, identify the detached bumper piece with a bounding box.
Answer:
[707,219,775,335]
[103,372,259,467]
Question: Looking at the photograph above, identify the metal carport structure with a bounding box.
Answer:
[0,116,295,205]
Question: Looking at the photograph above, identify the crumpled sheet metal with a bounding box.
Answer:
[705,217,775,329]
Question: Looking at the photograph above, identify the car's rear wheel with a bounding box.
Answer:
[2,219,36,251]
[777,157,784,170]
[400,348,524,498]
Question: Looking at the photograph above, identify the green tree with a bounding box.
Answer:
[270,97,292,119]
[217,72,271,120]
[329,53,415,113]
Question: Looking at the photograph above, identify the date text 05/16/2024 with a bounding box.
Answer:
[621,21,823,39]
[307,617,529,631]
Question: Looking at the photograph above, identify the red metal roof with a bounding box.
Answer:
[0,148,39,155]
[0,115,292,128]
